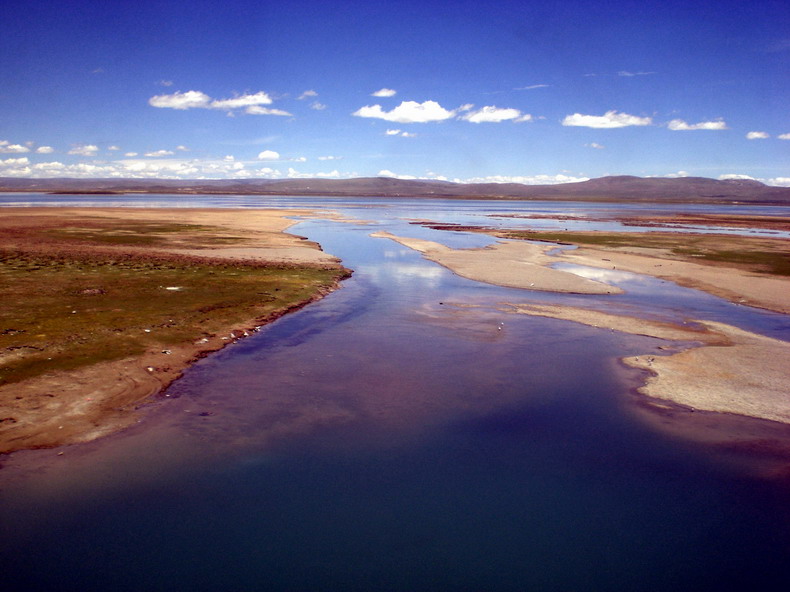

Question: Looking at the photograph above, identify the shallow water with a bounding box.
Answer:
[1,195,790,590]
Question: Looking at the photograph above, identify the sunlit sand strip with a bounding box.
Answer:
[371,231,622,294]
[558,246,790,315]
[505,303,790,425]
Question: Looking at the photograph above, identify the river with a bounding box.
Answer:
[1,194,790,591]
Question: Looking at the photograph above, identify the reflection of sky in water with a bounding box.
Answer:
[2,194,790,591]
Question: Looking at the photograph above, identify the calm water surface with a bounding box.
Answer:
[1,195,790,590]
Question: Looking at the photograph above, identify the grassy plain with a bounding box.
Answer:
[0,209,348,453]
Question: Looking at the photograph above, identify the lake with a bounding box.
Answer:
[1,194,790,591]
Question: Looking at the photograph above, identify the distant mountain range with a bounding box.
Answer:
[2,175,790,204]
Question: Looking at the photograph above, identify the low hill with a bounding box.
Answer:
[1,175,789,204]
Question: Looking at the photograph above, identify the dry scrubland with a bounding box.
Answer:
[0,208,349,453]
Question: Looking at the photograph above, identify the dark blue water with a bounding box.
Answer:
[2,197,790,591]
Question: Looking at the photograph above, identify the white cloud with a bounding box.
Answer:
[0,142,30,153]
[68,144,99,156]
[210,91,273,110]
[148,90,290,116]
[291,156,307,162]
[514,84,549,90]
[371,88,396,97]
[159,80,174,87]
[562,110,652,128]
[460,173,589,184]
[668,118,727,131]
[778,133,790,140]
[719,174,757,181]
[746,131,769,139]
[377,169,416,179]
[1,157,30,165]
[400,132,417,138]
[318,155,342,160]
[36,146,55,154]
[107,145,120,151]
[353,100,455,123]
[310,101,327,110]
[124,152,138,157]
[144,149,175,157]
[586,142,605,149]
[149,90,212,110]
[385,129,401,135]
[176,145,189,151]
[767,177,790,186]
[617,71,656,77]
[257,150,280,160]
[298,90,318,100]
[246,106,292,116]
[460,106,525,123]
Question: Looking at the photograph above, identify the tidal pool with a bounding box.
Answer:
[1,196,790,591]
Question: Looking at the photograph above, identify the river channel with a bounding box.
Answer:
[1,194,790,591]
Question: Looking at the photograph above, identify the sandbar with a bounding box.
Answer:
[371,231,621,294]
[505,303,790,425]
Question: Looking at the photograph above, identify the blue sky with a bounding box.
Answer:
[1,0,788,185]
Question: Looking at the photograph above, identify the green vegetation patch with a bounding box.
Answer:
[45,221,246,247]
[0,250,346,385]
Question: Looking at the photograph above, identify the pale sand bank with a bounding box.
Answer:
[559,246,790,315]
[372,231,621,294]
[507,303,790,425]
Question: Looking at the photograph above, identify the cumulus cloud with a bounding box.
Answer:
[459,174,588,184]
[124,152,138,157]
[562,110,652,128]
[210,91,273,110]
[310,101,327,110]
[176,145,189,151]
[353,100,455,123]
[459,106,526,123]
[668,118,727,131]
[385,129,401,135]
[149,90,212,110]
[68,144,99,156]
[371,88,396,97]
[0,141,30,153]
[1,157,30,165]
[148,90,291,116]
[144,149,175,157]
[246,106,292,116]
[377,169,416,179]
[298,90,318,100]
[257,150,280,160]
[36,146,55,154]
[285,167,344,179]
[318,155,342,160]
[107,145,121,151]
[586,142,605,149]
[746,131,769,139]
[778,133,790,140]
